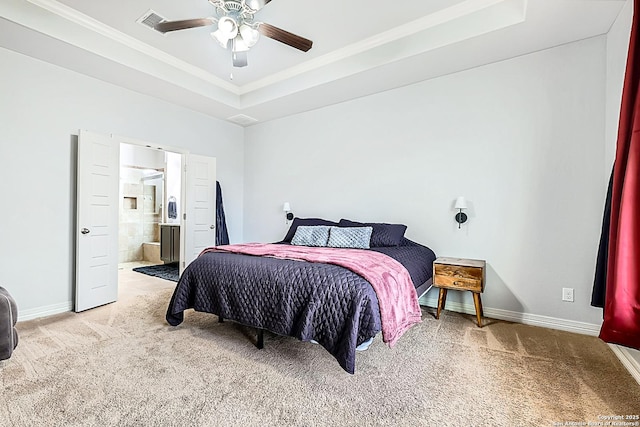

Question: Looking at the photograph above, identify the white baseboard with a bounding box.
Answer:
[18,301,72,322]
[418,296,602,336]
[609,345,640,386]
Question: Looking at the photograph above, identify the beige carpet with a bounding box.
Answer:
[1,269,639,427]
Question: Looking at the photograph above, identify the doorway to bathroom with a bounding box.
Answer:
[118,143,182,278]
[75,130,217,311]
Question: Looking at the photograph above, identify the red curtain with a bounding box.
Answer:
[600,0,640,349]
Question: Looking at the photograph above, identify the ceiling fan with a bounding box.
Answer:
[154,0,313,68]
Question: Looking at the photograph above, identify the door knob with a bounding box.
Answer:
[81,228,90,235]
[210,225,215,230]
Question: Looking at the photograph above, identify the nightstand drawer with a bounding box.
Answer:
[433,274,482,292]
[433,260,485,293]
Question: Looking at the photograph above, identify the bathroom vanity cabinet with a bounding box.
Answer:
[160,224,180,264]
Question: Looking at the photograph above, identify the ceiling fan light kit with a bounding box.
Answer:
[155,0,312,68]
[218,16,238,38]
[211,29,229,49]
[239,24,260,48]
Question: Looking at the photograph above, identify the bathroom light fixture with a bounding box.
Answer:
[283,202,293,223]
[454,196,468,229]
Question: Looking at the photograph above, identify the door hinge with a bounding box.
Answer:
[183,213,186,220]
[184,164,187,172]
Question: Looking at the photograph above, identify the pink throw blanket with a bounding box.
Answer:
[202,243,422,346]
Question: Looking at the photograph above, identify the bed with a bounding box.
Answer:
[166,218,436,374]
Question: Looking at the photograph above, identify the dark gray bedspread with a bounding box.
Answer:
[166,238,436,374]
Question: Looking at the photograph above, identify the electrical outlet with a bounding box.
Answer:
[562,287,574,302]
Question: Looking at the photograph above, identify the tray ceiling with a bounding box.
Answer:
[0,0,627,125]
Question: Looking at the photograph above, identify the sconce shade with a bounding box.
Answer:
[454,196,468,210]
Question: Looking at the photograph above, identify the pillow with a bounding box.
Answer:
[282,218,338,242]
[338,219,407,247]
[327,226,373,249]
[291,226,331,247]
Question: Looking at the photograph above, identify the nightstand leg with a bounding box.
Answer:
[473,293,483,327]
[436,288,448,319]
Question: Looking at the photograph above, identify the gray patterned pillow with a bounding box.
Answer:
[291,225,331,247]
[327,226,373,249]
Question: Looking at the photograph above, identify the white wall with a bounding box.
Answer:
[0,47,244,318]
[244,36,608,327]
[606,0,633,178]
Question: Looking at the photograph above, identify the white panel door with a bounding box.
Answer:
[182,154,216,274]
[75,130,119,312]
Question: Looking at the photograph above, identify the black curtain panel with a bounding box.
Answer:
[216,181,230,245]
[591,170,613,309]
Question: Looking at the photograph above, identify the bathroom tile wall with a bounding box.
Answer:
[119,167,161,263]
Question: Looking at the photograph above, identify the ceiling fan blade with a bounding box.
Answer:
[155,18,215,34]
[258,22,313,52]
[246,0,272,10]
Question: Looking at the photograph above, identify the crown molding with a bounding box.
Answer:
[0,0,535,121]
[16,0,525,103]
[238,0,526,109]
[24,0,240,94]
[239,0,523,94]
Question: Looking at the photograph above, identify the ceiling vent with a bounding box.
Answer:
[137,10,167,31]
[227,114,259,126]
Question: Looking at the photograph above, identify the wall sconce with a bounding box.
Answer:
[454,196,468,229]
[283,202,294,223]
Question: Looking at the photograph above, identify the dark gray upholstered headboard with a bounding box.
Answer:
[0,287,18,360]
